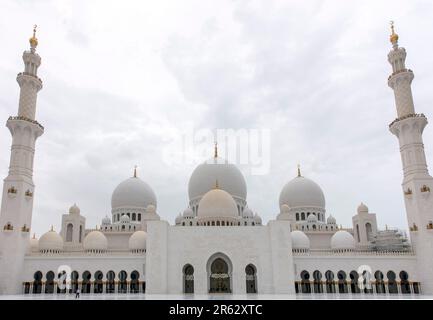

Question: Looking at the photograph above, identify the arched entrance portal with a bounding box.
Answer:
[183,264,194,294]
[207,254,232,294]
[245,264,257,293]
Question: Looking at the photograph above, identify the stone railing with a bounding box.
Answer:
[8,116,44,130]
[389,113,426,128]
[293,249,415,256]
[388,68,413,81]
[17,72,43,83]
[26,250,144,257]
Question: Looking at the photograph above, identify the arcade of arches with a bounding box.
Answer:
[23,270,145,294]
[296,270,420,295]
[23,268,420,295]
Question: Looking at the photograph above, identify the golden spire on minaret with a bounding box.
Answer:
[389,21,399,46]
[29,24,38,50]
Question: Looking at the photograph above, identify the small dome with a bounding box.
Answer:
[254,213,262,225]
[291,230,310,250]
[39,229,63,252]
[146,204,157,214]
[69,203,80,215]
[83,230,108,251]
[279,176,325,209]
[120,214,130,223]
[281,204,290,214]
[242,207,253,218]
[327,215,336,224]
[307,214,318,223]
[197,188,238,220]
[357,202,369,214]
[102,216,111,225]
[175,213,182,224]
[331,230,356,250]
[29,234,39,252]
[111,176,157,210]
[146,204,156,213]
[129,230,147,251]
[188,156,247,201]
[183,207,194,218]
[277,204,290,221]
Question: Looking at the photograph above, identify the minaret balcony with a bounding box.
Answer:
[389,113,426,129]
[16,73,43,92]
[17,72,43,84]
[7,116,44,131]
[387,69,413,81]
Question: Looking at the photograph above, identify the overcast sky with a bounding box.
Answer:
[1,0,432,237]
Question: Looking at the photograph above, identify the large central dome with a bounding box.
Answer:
[188,156,247,201]
[111,176,157,209]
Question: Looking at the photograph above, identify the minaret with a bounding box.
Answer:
[0,26,44,294]
[388,22,433,294]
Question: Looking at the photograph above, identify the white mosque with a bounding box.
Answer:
[0,23,432,297]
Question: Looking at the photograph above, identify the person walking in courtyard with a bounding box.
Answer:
[75,288,80,299]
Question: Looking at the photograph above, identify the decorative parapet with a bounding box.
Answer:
[7,116,44,130]
[389,113,426,128]
[27,249,144,257]
[17,72,43,84]
[292,249,415,256]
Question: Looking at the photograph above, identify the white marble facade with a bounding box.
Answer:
[0,25,432,297]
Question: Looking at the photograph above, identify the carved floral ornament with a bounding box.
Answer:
[421,185,430,193]
[404,188,412,195]
[210,273,229,279]
[7,186,17,194]
[3,222,13,231]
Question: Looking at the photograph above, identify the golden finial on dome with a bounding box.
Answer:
[32,233,36,239]
[297,164,302,177]
[29,24,38,50]
[214,179,219,189]
[133,165,137,178]
[50,225,54,232]
[390,21,399,46]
